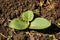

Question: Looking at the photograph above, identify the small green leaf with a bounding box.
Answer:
[22,10,34,21]
[9,18,29,30]
[29,18,51,29]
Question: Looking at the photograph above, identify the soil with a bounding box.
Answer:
[0,0,60,40]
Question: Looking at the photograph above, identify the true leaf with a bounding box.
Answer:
[29,18,51,29]
[22,10,34,21]
[9,18,29,30]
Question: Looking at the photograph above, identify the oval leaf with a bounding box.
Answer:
[29,18,51,29]
[9,18,29,30]
[22,10,34,21]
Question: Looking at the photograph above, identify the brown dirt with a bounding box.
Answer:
[0,0,60,40]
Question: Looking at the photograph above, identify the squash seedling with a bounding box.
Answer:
[29,18,51,29]
[22,10,34,21]
[9,18,29,30]
[9,10,51,30]
[9,10,34,30]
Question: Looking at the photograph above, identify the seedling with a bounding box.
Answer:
[29,18,51,29]
[9,10,51,30]
[9,18,29,30]
[22,10,34,21]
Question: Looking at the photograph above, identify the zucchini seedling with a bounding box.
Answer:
[9,10,51,30]
[9,10,34,30]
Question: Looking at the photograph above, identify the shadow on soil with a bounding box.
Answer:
[15,24,60,34]
[30,24,60,34]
